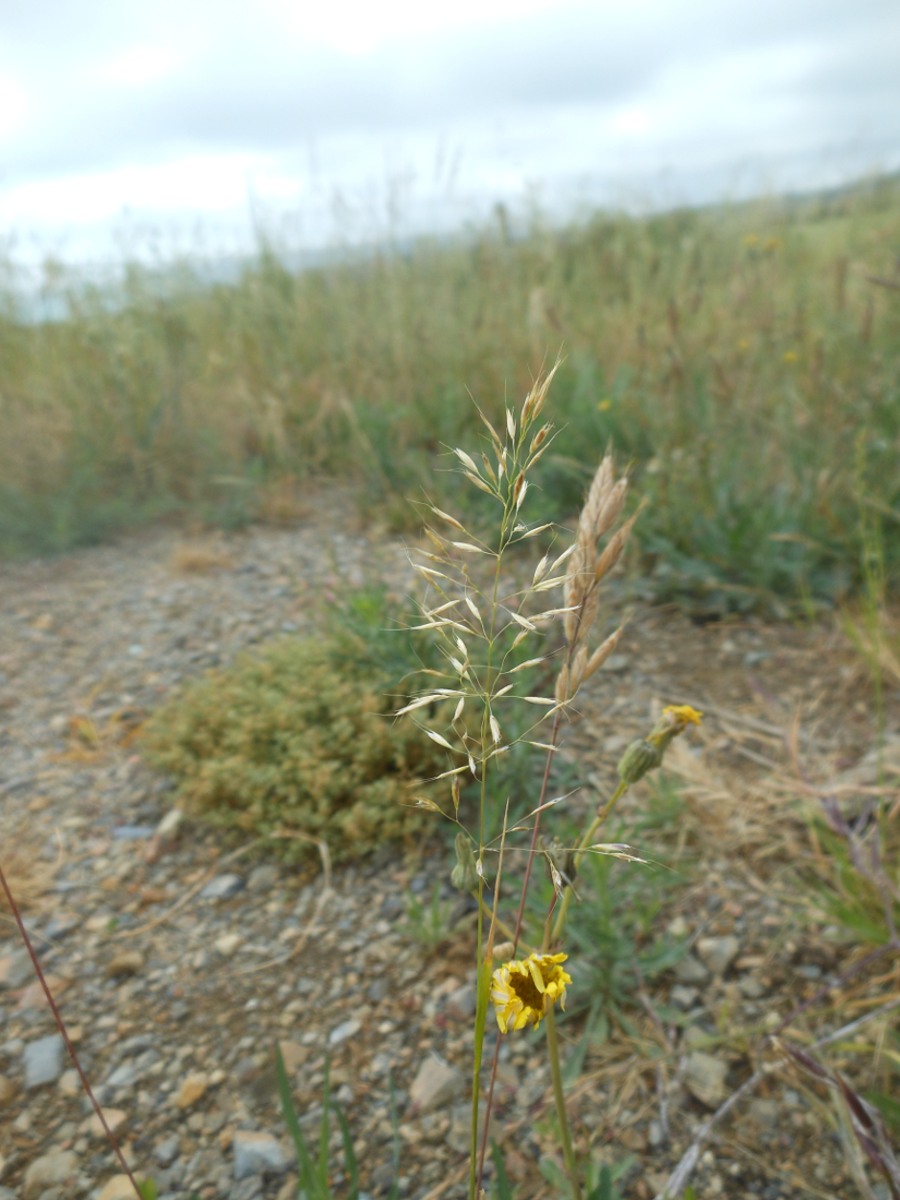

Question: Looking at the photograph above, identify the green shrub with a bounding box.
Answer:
[141,635,447,860]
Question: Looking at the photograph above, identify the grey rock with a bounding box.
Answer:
[0,947,34,989]
[200,873,245,900]
[247,864,280,891]
[696,935,740,976]
[24,1032,65,1088]
[232,1130,290,1180]
[670,984,699,1009]
[367,977,389,1003]
[445,982,476,1018]
[748,1098,780,1127]
[673,952,709,984]
[328,1018,362,1046]
[103,1062,138,1092]
[111,824,156,840]
[409,1051,463,1114]
[23,1149,79,1199]
[684,1051,728,1108]
[41,913,80,942]
[154,1135,181,1167]
[739,975,767,999]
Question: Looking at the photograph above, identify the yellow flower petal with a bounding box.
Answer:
[490,952,572,1034]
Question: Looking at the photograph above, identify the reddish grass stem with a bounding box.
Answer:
[0,859,144,1200]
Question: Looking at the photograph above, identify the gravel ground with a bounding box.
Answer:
[1,501,896,1200]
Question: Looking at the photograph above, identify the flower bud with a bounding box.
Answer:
[617,738,663,785]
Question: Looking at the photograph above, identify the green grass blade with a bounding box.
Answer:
[274,1042,318,1191]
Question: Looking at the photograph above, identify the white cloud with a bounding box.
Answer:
[2,0,898,261]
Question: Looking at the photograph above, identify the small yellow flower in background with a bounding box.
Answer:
[597,398,613,412]
[618,704,703,784]
[743,233,759,248]
[661,704,703,731]
[783,350,798,365]
[491,952,571,1033]
[736,338,750,353]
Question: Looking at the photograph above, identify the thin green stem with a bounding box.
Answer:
[544,1005,582,1200]
[549,779,629,947]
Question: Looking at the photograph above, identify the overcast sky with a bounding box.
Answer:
[2,0,898,265]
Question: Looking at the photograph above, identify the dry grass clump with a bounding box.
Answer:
[169,539,235,575]
[0,839,58,915]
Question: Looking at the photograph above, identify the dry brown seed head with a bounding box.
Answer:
[579,456,615,537]
[593,511,639,583]
[593,477,628,540]
[554,662,570,704]
[584,625,625,680]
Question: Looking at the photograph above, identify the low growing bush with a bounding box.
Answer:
[141,635,446,860]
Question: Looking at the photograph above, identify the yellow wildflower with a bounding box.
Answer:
[783,350,798,365]
[661,704,703,731]
[490,952,571,1033]
[619,704,704,784]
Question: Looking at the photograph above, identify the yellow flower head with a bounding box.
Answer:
[661,704,703,732]
[490,951,571,1034]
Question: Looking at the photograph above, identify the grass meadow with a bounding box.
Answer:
[1,175,898,613]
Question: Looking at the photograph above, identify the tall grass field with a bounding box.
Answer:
[1,175,897,612]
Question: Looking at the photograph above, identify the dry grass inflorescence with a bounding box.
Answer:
[390,366,717,1198]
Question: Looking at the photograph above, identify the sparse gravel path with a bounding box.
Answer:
[0,498,895,1200]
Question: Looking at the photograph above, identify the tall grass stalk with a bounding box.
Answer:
[401,366,703,1196]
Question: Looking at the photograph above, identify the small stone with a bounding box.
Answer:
[157,807,184,835]
[88,1108,128,1138]
[103,1062,138,1092]
[233,1130,290,1180]
[0,948,34,989]
[112,824,156,840]
[214,932,242,957]
[796,963,822,980]
[739,975,767,999]
[23,1150,79,1199]
[674,952,710,984]
[328,1018,362,1047]
[685,1051,728,1108]
[174,1071,209,1109]
[445,982,476,1018]
[200,873,245,900]
[154,1134,181,1167]
[41,913,80,942]
[277,1041,308,1072]
[409,1051,463,1114]
[748,1098,780,1127]
[247,864,280,891]
[0,1074,17,1106]
[58,1069,81,1097]
[24,1033,65,1088]
[97,1175,142,1200]
[670,985,699,1009]
[16,972,72,1011]
[105,951,144,979]
[696,935,740,976]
